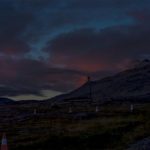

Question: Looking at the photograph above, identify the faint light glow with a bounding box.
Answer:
[7,90,62,101]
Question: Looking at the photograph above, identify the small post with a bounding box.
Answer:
[68,107,72,113]
[95,106,99,113]
[130,104,134,113]
[87,76,92,102]
[34,109,37,115]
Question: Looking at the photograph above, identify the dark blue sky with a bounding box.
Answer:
[0,0,150,99]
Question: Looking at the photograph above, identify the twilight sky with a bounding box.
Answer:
[0,0,150,100]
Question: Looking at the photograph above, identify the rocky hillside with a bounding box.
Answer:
[49,59,150,104]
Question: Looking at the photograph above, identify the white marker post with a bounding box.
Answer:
[68,107,72,113]
[130,104,134,113]
[34,109,37,115]
[95,106,99,113]
[1,133,8,150]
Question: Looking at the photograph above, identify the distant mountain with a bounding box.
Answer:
[16,100,45,106]
[0,97,16,105]
[47,59,150,104]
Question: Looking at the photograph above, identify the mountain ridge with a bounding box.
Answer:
[46,59,150,105]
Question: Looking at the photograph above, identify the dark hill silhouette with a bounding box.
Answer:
[0,97,16,105]
[46,59,150,105]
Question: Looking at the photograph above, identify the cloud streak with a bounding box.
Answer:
[0,0,149,97]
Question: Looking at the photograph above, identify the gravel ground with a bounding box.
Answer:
[127,137,150,150]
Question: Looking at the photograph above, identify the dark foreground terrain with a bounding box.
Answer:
[0,101,150,150]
